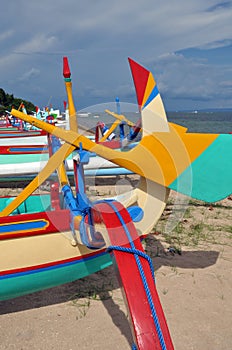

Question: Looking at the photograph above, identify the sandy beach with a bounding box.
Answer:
[0,178,231,350]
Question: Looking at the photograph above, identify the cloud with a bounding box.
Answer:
[145,52,232,109]
[196,39,232,50]
[0,30,14,42]
[0,1,232,110]
[17,68,40,82]
[206,1,232,12]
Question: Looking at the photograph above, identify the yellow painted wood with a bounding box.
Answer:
[57,162,70,186]
[0,232,95,271]
[141,72,156,108]
[0,142,75,217]
[105,109,135,127]
[115,177,169,236]
[99,120,120,142]
[18,102,23,110]
[141,95,169,135]
[10,109,218,189]
[65,81,78,132]
[169,122,188,134]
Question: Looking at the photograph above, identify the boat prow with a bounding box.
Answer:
[2,56,231,349]
[10,59,232,203]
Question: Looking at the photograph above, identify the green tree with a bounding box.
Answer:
[0,88,36,115]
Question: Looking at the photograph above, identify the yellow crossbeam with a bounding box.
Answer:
[105,109,136,127]
[99,120,120,142]
[0,142,75,217]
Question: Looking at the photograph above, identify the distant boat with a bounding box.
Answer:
[0,146,133,180]
[77,112,91,118]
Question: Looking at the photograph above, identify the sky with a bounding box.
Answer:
[0,0,232,112]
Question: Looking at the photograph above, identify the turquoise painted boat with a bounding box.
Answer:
[0,158,167,302]
[0,58,170,303]
[0,125,138,180]
[0,192,113,300]
[0,143,136,180]
[1,56,232,349]
[1,55,232,302]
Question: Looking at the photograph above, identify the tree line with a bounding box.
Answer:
[0,88,36,115]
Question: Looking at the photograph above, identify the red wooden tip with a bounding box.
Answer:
[128,57,150,109]
[63,57,71,78]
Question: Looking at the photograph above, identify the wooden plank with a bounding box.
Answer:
[95,200,174,350]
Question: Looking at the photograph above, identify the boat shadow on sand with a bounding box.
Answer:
[0,234,219,310]
[0,234,219,347]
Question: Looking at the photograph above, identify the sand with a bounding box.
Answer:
[0,178,231,350]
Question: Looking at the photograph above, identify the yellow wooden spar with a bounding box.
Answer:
[0,143,75,217]
[7,57,232,204]
[99,119,120,142]
[1,57,80,217]
[9,108,217,186]
[63,57,78,133]
[55,57,78,186]
[105,109,136,127]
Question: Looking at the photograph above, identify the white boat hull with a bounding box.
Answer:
[0,135,48,146]
[0,155,125,177]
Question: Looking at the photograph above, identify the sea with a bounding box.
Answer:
[77,110,232,135]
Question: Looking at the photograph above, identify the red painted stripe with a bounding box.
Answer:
[128,57,150,109]
[96,140,121,149]
[95,201,173,350]
[0,248,106,277]
[0,145,48,154]
[0,209,70,239]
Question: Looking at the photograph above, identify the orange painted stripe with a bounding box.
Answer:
[122,124,219,186]
[10,108,219,189]
[141,72,156,108]
[177,131,218,164]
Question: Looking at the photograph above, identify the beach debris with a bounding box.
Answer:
[167,246,182,255]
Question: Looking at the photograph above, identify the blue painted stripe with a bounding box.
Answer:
[0,132,42,137]
[142,85,159,110]
[8,147,47,153]
[0,168,134,183]
[0,220,48,234]
[0,133,27,137]
[169,134,232,202]
[0,250,108,280]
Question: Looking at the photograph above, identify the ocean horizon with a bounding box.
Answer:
[77,110,232,135]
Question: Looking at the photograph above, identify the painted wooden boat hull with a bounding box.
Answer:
[0,176,168,301]
[0,157,131,177]
[0,130,46,137]
[0,233,112,301]
[0,142,137,179]
[0,193,111,300]
[0,168,133,183]
[0,135,48,145]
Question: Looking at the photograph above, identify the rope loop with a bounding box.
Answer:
[107,245,155,283]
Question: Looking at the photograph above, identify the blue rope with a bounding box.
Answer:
[105,201,167,350]
[107,245,155,283]
[131,344,138,350]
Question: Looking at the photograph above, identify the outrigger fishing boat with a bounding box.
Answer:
[0,128,47,142]
[0,128,136,181]
[1,56,231,349]
[0,111,48,145]
[0,104,68,146]
[0,102,139,181]
[95,96,142,147]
